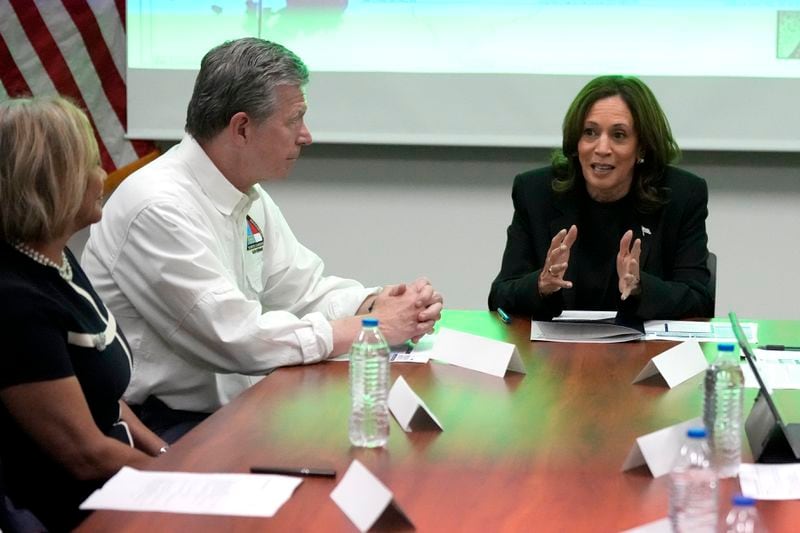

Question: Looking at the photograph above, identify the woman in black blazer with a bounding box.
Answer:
[489,75,712,320]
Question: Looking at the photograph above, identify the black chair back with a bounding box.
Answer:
[707,251,717,317]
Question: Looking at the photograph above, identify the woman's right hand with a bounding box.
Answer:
[538,225,578,297]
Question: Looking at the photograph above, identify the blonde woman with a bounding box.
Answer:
[0,96,167,531]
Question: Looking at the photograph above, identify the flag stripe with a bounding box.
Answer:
[1,1,156,172]
[0,6,58,96]
[11,2,79,98]
[114,0,125,27]
[130,138,157,159]
[75,2,149,159]
[63,1,126,126]
[8,0,116,170]
[86,0,127,87]
[37,3,138,168]
[0,31,31,96]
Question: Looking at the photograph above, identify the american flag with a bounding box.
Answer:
[0,1,156,174]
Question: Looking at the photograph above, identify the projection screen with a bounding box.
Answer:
[127,1,800,151]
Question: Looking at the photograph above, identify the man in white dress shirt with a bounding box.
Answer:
[82,38,442,441]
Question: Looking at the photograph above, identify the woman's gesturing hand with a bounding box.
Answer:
[617,229,642,300]
[538,225,577,297]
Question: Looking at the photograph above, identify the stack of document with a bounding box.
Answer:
[531,311,644,343]
[531,312,760,345]
[80,467,302,517]
[643,320,758,343]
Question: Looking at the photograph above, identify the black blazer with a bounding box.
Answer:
[488,166,713,320]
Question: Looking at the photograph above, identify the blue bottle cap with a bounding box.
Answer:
[687,427,707,439]
[717,343,735,352]
[732,494,756,506]
[362,318,379,327]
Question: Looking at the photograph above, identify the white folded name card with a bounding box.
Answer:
[388,376,443,432]
[431,327,526,377]
[621,417,703,478]
[632,341,708,388]
[330,460,414,532]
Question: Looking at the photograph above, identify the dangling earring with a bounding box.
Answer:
[637,156,645,164]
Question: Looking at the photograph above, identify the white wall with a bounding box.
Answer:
[72,145,800,319]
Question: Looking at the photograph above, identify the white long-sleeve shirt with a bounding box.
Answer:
[82,135,373,412]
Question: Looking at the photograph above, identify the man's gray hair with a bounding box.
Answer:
[185,38,309,142]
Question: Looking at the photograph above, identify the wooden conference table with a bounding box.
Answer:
[78,310,800,532]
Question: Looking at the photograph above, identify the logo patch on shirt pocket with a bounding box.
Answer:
[246,215,264,253]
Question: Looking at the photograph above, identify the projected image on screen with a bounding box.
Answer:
[130,1,799,78]
[126,1,800,150]
[778,11,800,58]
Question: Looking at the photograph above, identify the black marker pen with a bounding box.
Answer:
[250,466,336,478]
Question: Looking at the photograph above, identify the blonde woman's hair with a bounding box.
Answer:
[0,95,100,243]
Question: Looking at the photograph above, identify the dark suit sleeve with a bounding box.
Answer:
[488,173,563,319]
[630,174,713,319]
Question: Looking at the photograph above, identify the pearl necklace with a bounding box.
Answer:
[14,242,73,281]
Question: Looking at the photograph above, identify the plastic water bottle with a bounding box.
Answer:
[348,317,390,447]
[668,427,719,533]
[703,342,744,478]
[724,494,766,533]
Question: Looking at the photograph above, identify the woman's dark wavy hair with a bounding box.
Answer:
[551,75,680,213]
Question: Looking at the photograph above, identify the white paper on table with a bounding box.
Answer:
[392,333,436,363]
[632,341,707,388]
[739,463,800,500]
[621,518,672,533]
[531,320,642,343]
[754,349,800,362]
[532,309,644,343]
[553,310,617,321]
[79,467,302,517]
[621,417,703,478]
[712,322,758,343]
[644,320,711,335]
[741,349,800,390]
[388,375,443,432]
[644,320,758,343]
[430,327,526,377]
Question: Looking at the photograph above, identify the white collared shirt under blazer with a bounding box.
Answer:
[82,135,374,412]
